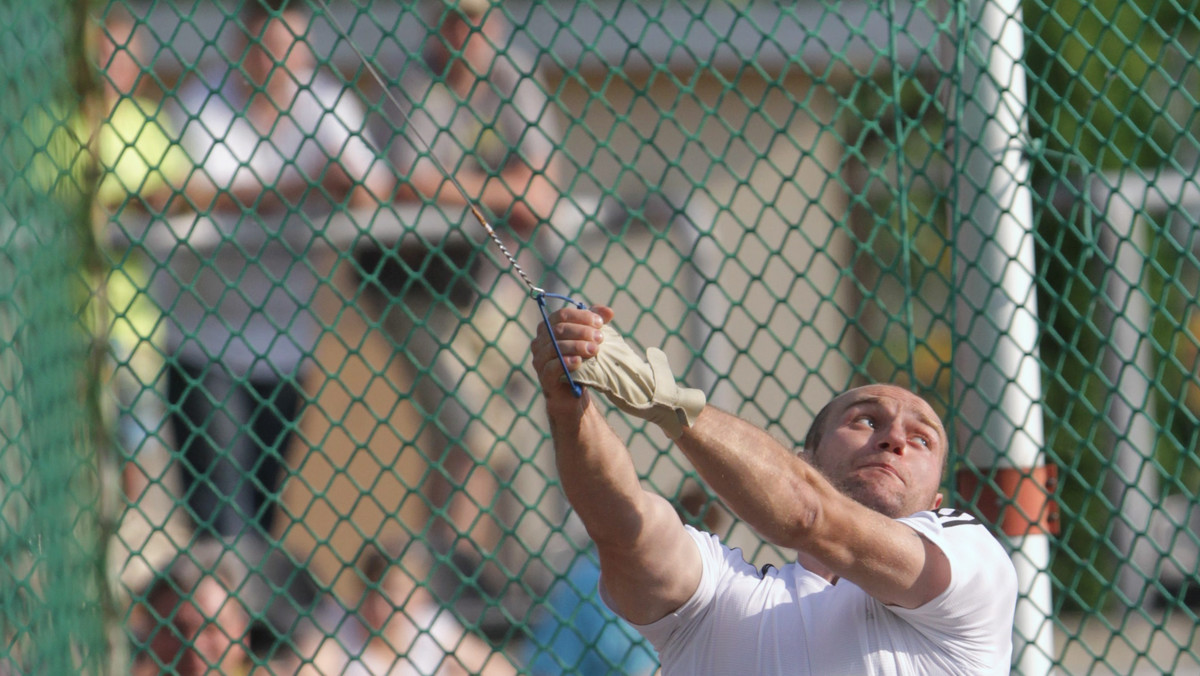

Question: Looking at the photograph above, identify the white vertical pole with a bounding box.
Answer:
[1090,186,1159,607]
[953,0,1055,673]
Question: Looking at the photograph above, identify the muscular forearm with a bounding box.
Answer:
[677,407,832,548]
[550,396,652,546]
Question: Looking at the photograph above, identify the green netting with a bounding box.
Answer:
[3,0,1200,672]
[0,1,112,673]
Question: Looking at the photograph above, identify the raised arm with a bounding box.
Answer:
[530,306,701,625]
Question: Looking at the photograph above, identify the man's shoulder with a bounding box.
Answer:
[903,509,1010,554]
[681,525,758,572]
[910,509,1018,591]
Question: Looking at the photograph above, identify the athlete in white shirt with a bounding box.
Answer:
[530,304,1018,675]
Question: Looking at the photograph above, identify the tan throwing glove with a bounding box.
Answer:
[570,324,707,438]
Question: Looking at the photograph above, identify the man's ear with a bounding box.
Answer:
[932,492,944,510]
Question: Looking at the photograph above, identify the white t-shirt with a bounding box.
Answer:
[624,509,1017,676]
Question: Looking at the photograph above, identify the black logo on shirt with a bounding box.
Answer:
[935,508,979,528]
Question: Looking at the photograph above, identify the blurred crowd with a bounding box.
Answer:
[92,0,707,673]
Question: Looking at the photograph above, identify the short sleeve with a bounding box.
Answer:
[604,526,738,652]
[889,510,1018,664]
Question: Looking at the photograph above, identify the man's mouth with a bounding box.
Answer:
[859,463,903,483]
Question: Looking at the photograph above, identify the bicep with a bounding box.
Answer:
[594,493,703,626]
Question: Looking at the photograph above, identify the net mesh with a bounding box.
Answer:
[2,0,1199,672]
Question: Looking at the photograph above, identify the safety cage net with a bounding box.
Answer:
[2,0,1200,672]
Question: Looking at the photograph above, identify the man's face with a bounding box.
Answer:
[97,19,141,96]
[808,385,946,518]
[438,8,492,64]
[244,11,311,88]
[147,577,246,675]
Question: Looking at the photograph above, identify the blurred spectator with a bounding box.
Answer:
[349,537,518,675]
[392,0,560,237]
[129,540,251,675]
[226,538,362,675]
[357,0,563,591]
[94,5,186,215]
[91,4,189,504]
[162,0,389,543]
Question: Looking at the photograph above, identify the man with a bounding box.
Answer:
[93,5,191,505]
[163,0,388,542]
[529,304,1018,675]
[131,542,250,675]
[390,0,560,237]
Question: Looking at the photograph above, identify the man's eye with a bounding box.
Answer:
[855,416,874,427]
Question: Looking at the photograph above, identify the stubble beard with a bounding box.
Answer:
[828,472,913,519]
[809,448,928,519]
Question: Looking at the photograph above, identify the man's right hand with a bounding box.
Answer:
[531,304,706,437]
[530,304,615,405]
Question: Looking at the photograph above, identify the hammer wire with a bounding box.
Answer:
[311,0,542,295]
[309,0,585,396]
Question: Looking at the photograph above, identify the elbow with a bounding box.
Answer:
[756,475,829,551]
[585,495,652,549]
[587,513,645,551]
[767,501,823,552]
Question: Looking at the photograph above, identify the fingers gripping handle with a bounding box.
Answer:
[536,291,587,397]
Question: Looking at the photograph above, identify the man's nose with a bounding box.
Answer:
[877,425,907,453]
